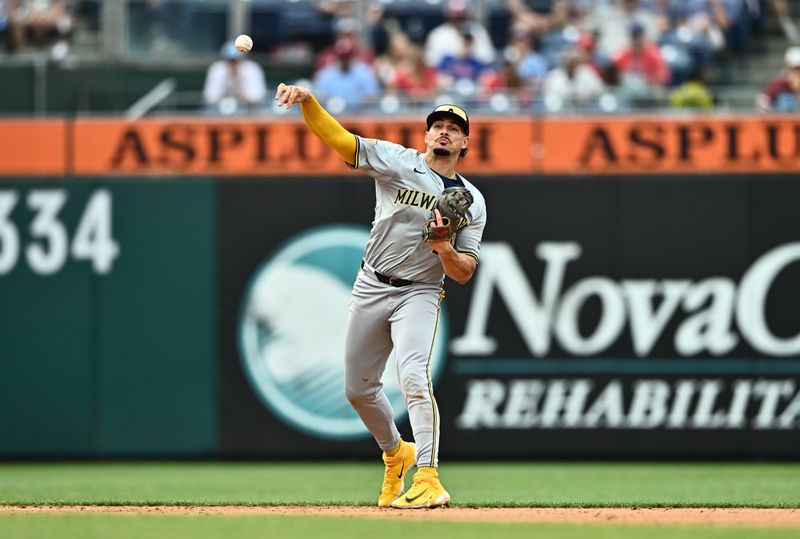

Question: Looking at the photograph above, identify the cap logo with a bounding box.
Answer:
[428,104,469,135]
[433,105,467,120]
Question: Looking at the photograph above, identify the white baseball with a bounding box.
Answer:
[235,34,253,53]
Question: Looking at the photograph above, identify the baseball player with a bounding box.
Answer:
[275,83,486,509]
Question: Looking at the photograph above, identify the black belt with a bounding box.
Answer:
[361,260,414,287]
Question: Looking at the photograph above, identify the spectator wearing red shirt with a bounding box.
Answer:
[390,46,442,99]
[613,22,670,103]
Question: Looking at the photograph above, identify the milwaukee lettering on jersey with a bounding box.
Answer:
[394,189,437,210]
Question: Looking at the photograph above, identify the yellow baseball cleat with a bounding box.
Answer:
[390,466,451,509]
[377,440,416,507]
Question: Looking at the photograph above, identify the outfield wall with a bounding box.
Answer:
[1,114,799,459]
[1,172,798,459]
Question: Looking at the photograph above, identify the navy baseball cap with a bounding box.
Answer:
[426,104,469,135]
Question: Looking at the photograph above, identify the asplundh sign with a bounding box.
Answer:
[3,115,799,177]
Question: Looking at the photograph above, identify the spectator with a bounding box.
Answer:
[599,62,625,104]
[8,0,73,57]
[756,46,800,112]
[203,41,268,114]
[506,24,548,89]
[577,31,612,78]
[668,66,715,109]
[614,22,670,104]
[390,45,442,100]
[424,0,495,68]
[683,0,729,53]
[656,3,715,84]
[314,36,380,110]
[720,0,754,57]
[374,30,414,90]
[480,53,535,108]
[437,30,490,84]
[538,0,584,70]
[589,0,660,58]
[504,21,532,64]
[316,16,375,71]
[543,47,605,110]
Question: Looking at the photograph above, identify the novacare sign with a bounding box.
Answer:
[451,241,800,358]
[447,241,800,437]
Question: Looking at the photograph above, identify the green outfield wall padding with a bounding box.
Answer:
[0,179,217,456]
[0,67,36,114]
[94,180,217,455]
[0,222,93,455]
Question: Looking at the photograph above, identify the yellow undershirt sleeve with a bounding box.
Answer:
[300,96,358,167]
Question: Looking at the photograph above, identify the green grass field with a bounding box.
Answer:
[1,461,799,538]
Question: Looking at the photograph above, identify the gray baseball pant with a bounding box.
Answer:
[343,266,443,468]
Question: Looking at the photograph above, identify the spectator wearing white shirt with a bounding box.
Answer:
[203,41,268,114]
[543,47,605,111]
[424,0,496,68]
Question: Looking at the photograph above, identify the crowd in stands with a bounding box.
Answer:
[0,0,73,59]
[0,1,797,114]
[204,0,800,114]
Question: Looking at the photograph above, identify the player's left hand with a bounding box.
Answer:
[426,209,453,255]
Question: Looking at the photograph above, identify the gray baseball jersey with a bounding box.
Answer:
[352,136,487,284]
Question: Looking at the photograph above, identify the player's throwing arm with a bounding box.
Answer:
[274,83,357,166]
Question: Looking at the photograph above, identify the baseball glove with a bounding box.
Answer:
[423,186,474,242]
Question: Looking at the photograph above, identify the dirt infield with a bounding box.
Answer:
[2,505,799,527]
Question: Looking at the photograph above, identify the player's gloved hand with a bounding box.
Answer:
[425,209,452,255]
[423,186,473,243]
